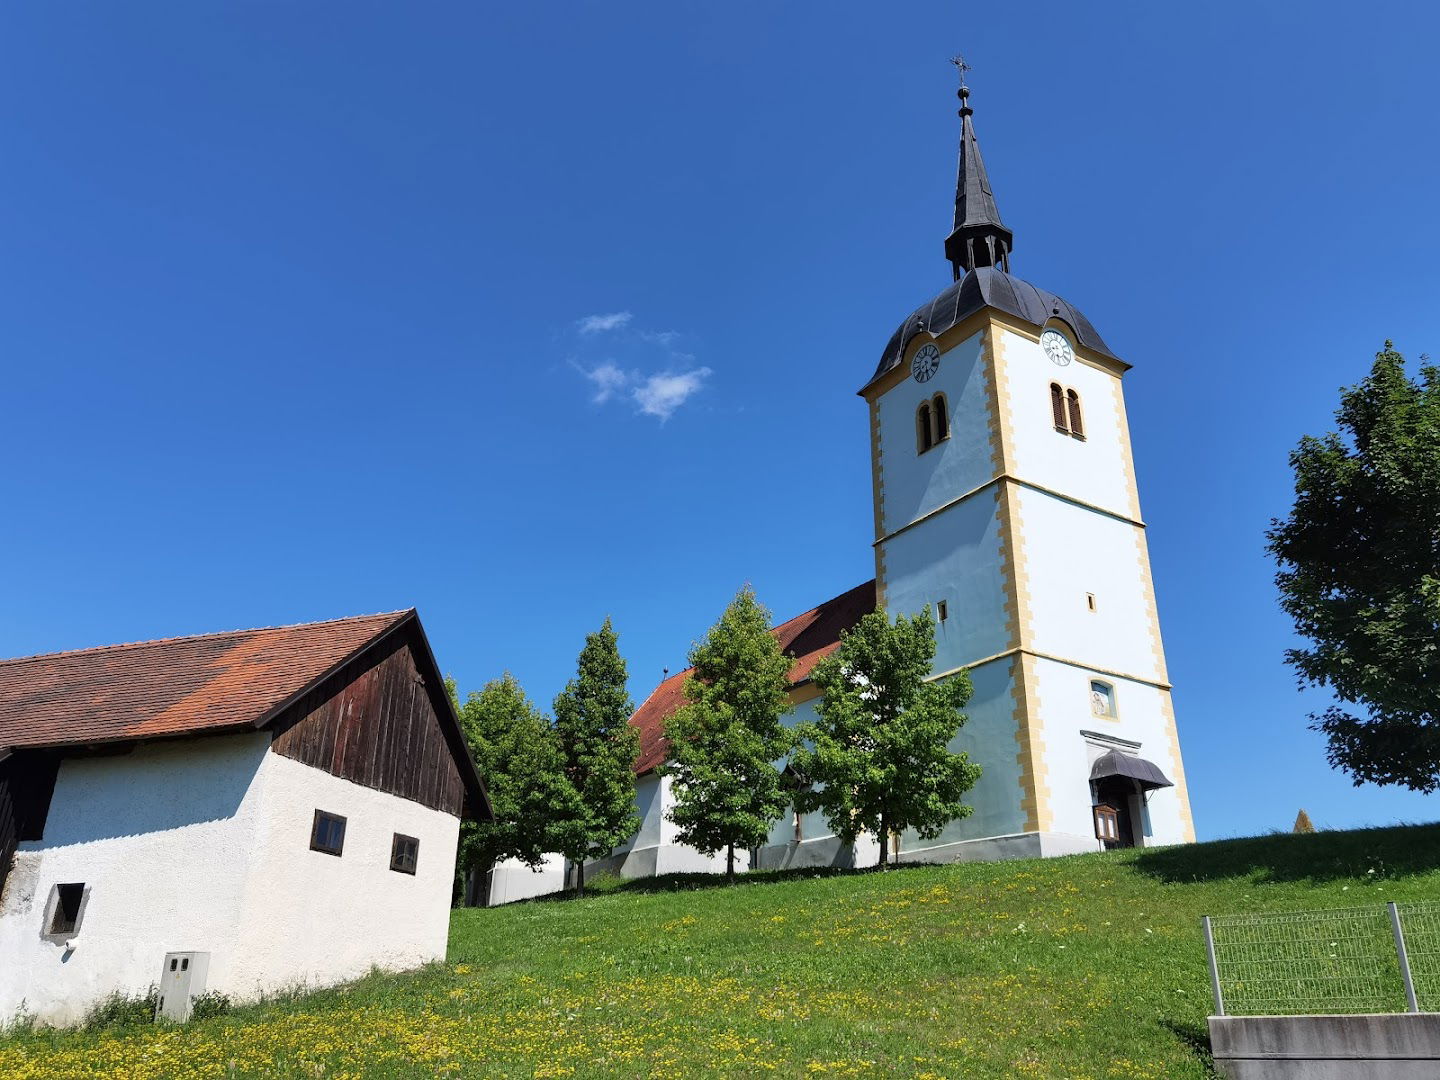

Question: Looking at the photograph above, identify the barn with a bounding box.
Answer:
[0,609,488,1026]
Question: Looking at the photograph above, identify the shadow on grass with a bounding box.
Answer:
[1132,822,1440,885]
[526,861,941,903]
[1160,1018,1218,1078]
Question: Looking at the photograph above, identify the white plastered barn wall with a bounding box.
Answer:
[0,732,460,1025]
[226,750,459,998]
[0,733,270,1025]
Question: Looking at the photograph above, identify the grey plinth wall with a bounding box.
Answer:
[1209,1014,1440,1079]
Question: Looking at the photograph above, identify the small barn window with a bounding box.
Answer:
[1050,383,1068,433]
[391,833,419,875]
[1090,680,1117,719]
[931,393,949,442]
[310,810,347,856]
[44,883,86,938]
[916,401,934,453]
[1067,389,1085,439]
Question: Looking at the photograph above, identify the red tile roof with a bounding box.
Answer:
[0,611,412,752]
[629,580,875,774]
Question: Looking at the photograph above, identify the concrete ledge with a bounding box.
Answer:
[1210,1013,1440,1079]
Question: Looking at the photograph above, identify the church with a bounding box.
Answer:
[491,75,1195,901]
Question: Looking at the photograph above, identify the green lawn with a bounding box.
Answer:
[4,823,1439,1079]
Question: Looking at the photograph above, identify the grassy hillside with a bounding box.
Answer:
[4,823,1439,1079]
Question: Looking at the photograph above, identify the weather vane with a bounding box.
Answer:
[950,54,970,88]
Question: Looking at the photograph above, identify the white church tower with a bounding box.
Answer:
[860,71,1194,859]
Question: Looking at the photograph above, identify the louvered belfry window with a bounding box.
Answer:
[1067,389,1085,439]
[931,393,949,441]
[1050,383,1068,432]
[917,401,934,452]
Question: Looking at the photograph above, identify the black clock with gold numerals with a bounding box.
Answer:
[911,343,941,382]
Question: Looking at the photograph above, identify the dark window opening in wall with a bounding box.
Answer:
[916,401,934,453]
[1086,592,1097,612]
[391,833,419,875]
[310,810,347,856]
[46,883,85,937]
[937,599,949,623]
[931,393,949,441]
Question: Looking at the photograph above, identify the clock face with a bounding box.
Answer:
[1040,329,1074,367]
[911,343,941,383]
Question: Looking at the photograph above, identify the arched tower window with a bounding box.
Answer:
[1067,389,1085,439]
[916,401,934,453]
[1050,383,1068,433]
[931,393,949,442]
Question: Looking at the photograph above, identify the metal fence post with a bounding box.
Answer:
[1388,901,1420,1014]
[1202,915,1225,1016]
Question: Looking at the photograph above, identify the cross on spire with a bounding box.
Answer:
[950,54,970,88]
[943,57,1013,279]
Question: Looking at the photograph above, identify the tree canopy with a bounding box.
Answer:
[552,618,641,891]
[1267,342,1440,792]
[452,673,580,902]
[662,585,795,876]
[791,606,980,868]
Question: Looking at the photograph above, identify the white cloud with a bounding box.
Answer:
[632,368,712,421]
[578,311,632,335]
[639,329,680,347]
[582,361,630,404]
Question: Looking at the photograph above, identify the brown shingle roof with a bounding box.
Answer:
[629,580,876,775]
[0,611,412,752]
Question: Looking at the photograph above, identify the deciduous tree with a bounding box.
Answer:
[451,674,580,905]
[553,618,640,894]
[662,586,795,877]
[791,607,980,869]
[1267,342,1440,792]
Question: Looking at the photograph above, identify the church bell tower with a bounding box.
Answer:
[859,67,1195,858]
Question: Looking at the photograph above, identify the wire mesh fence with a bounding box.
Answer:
[1202,900,1440,1016]
[1401,899,1440,1012]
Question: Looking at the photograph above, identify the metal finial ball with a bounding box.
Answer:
[958,86,970,99]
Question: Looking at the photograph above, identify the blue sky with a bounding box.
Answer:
[3,3,1436,840]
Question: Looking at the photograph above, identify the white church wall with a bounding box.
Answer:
[0,733,270,1026]
[899,656,1028,856]
[882,487,1011,673]
[997,324,1136,521]
[1028,657,1189,846]
[876,331,991,537]
[588,772,740,881]
[1015,484,1166,686]
[227,750,460,999]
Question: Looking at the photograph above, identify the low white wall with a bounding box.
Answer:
[0,733,460,1025]
[488,853,567,905]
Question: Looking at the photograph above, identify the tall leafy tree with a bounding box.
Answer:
[1267,341,1440,792]
[791,607,981,869]
[662,586,795,877]
[552,618,640,894]
[451,674,580,905]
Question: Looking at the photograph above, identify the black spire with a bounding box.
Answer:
[943,63,1013,280]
